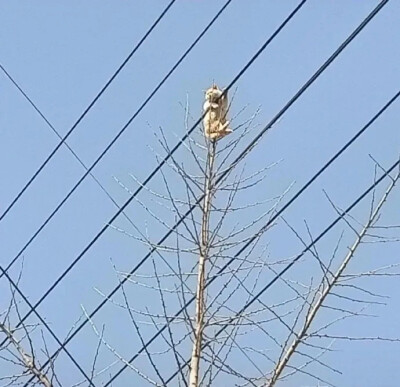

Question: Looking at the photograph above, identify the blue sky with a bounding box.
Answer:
[1,1,400,386]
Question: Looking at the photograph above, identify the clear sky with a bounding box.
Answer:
[1,1,400,386]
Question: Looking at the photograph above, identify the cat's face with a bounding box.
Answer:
[205,85,222,102]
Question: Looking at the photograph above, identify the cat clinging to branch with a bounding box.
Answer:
[203,84,232,140]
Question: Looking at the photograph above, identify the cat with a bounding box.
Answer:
[203,84,232,140]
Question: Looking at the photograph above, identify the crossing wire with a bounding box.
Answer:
[104,1,393,383]
[34,0,391,384]
[0,264,95,386]
[0,0,234,282]
[0,2,176,384]
[0,64,140,229]
[20,0,309,383]
[0,0,176,223]
[4,0,307,311]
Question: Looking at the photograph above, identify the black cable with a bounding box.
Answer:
[0,265,95,386]
[4,0,305,309]
[0,0,233,278]
[0,65,137,227]
[20,1,309,383]
[23,0,389,383]
[1,64,58,132]
[101,1,392,384]
[0,0,176,223]
[163,157,400,384]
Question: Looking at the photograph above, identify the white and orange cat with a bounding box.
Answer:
[203,84,232,140]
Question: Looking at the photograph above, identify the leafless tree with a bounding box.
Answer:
[2,89,399,387]
[81,89,295,386]
[80,89,400,386]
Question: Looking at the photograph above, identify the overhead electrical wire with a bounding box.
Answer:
[2,0,307,299]
[0,264,95,386]
[14,0,308,332]
[2,0,238,375]
[105,1,393,382]
[18,1,309,384]
[0,64,138,224]
[0,0,176,223]
[1,0,233,384]
[0,0,234,283]
[0,2,178,384]
[21,0,391,382]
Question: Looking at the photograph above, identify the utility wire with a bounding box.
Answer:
[3,0,306,304]
[0,4,181,383]
[31,0,390,384]
[0,0,176,223]
[3,2,233,386]
[163,156,400,385]
[106,1,393,381]
[2,64,183,386]
[1,5,238,379]
[0,65,138,226]
[0,264,95,386]
[0,0,233,278]
[20,1,309,383]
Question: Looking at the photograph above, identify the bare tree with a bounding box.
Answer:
[2,87,399,387]
[86,88,399,386]
[84,87,294,386]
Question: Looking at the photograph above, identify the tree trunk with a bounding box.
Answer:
[189,140,216,387]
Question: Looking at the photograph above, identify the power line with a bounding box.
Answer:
[2,65,185,386]
[0,265,95,386]
[0,0,176,223]
[105,1,393,381]
[27,0,391,381]
[0,0,233,279]
[19,1,309,382]
[37,0,391,384]
[163,156,400,385]
[3,0,306,305]
[0,65,139,228]
[1,5,238,378]
[1,1,226,383]
[2,47,189,387]
[1,64,60,133]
